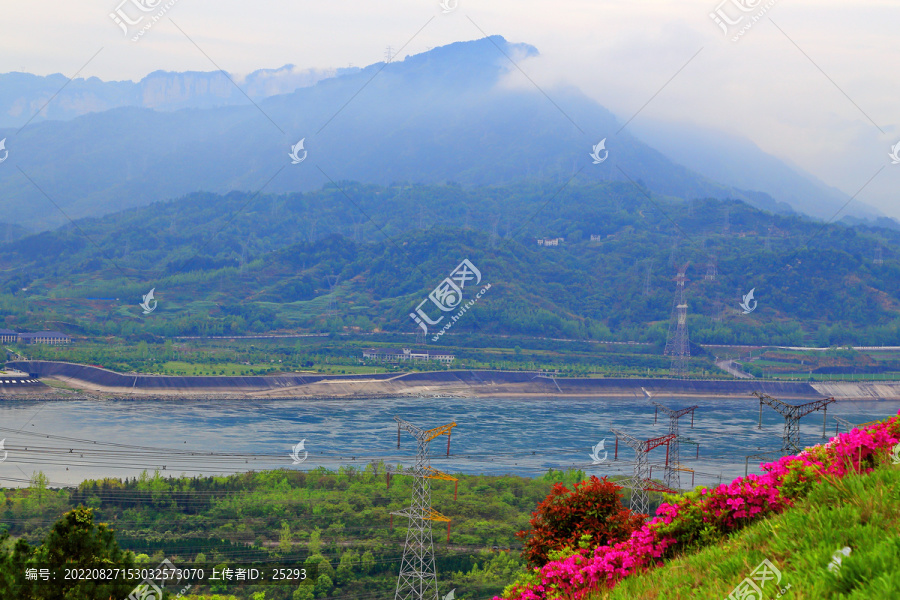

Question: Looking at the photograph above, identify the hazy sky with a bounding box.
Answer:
[3,1,899,217]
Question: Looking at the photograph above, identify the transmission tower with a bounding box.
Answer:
[643,260,652,296]
[610,428,676,515]
[391,417,458,600]
[704,254,717,281]
[753,392,835,453]
[875,245,884,266]
[650,401,698,490]
[325,274,340,316]
[833,416,878,436]
[833,416,855,436]
[385,46,395,62]
[664,264,690,377]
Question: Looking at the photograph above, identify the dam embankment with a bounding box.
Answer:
[7,360,899,400]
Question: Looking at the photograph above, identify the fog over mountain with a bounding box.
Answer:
[0,64,357,127]
[0,36,886,231]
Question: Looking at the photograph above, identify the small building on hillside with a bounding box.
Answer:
[537,237,564,247]
[363,348,455,365]
[0,329,18,343]
[17,331,71,345]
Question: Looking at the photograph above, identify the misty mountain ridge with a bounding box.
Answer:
[0,36,885,230]
[0,64,357,127]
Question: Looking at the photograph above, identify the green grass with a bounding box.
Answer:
[589,465,900,599]
[159,361,279,376]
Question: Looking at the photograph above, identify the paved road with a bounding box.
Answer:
[716,359,753,379]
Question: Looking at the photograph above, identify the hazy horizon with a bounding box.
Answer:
[3,0,898,218]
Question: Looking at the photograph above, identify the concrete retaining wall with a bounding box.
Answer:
[6,361,857,399]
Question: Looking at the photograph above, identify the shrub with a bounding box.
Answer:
[516,476,642,567]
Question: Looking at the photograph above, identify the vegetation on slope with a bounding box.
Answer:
[2,181,900,349]
[0,466,588,599]
[594,463,900,599]
[498,412,900,600]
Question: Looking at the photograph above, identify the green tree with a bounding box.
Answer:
[279,521,292,553]
[16,507,135,600]
[314,573,333,598]
[30,471,49,509]
[335,549,358,585]
[307,527,322,554]
[360,550,375,575]
[292,584,316,600]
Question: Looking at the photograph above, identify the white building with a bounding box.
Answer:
[362,348,455,365]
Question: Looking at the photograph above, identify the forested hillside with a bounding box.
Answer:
[2,180,899,347]
[0,466,589,599]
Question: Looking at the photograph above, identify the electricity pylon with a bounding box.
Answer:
[325,274,340,316]
[833,416,855,435]
[753,392,835,453]
[650,401,698,490]
[610,428,676,515]
[392,418,458,600]
[664,264,690,377]
[833,416,878,436]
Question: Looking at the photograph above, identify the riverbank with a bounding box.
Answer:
[6,360,900,400]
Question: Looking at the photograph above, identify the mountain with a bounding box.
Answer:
[0,65,356,128]
[0,37,882,231]
[2,181,900,348]
[628,119,886,222]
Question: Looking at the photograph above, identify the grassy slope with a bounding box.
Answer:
[591,465,900,599]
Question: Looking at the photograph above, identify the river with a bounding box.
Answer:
[0,396,897,489]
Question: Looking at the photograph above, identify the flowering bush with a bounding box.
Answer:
[517,476,643,567]
[498,412,900,600]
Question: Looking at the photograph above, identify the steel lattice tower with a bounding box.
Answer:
[325,274,340,316]
[651,401,698,490]
[704,254,717,281]
[610,428,676,515]
[643,260,652,296]
[753,392,835,453]
[392,417,457,600]
[664,264,690,377]
[833,416,878,436]
[833,416,856,435]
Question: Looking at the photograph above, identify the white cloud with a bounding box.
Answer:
[3,0,899,215]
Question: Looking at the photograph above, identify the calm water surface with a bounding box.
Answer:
[0,396,897,489]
